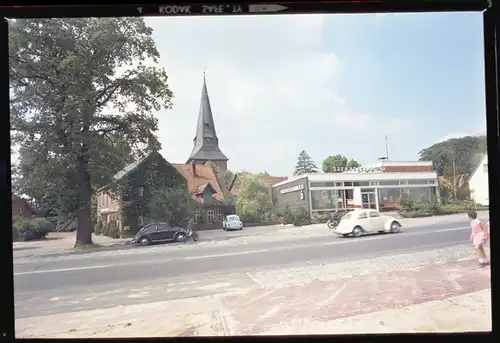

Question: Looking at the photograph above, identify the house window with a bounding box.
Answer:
[138,187,144,197]
[16,208,21,215]
[194,211,200,223]
[484,164,488,173]
[138,215,144,227]
[217,211,225,223]
[207,210,215,224]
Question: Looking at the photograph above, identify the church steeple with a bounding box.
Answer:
[187,73,228,170]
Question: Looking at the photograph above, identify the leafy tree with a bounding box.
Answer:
[322,155,361,173]
[293,150,318,176]
[281,204,294,224]
[235,174,273,222]
[439,177,454,202]
[10,18,173,246]
[205,161,235,190]
[13,133,136,226]
[419,136,486,176]
[147,186,198,227]
[347,159,361,169]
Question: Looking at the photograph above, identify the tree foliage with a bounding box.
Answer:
[115,152,186,234]
[322,154,360,173]
[14,133,136,225]
[205,161,235,190]
[10,18,173,246]
[147,186,198,227]
[293,150,318,176]
[418,136,486,176]
[235,174,273,222]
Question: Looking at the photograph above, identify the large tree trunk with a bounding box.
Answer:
[74,157,93,246]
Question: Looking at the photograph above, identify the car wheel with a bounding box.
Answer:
[352,226,363,237]
[390,221,401,233]
[175,233,186,242]
[139,237,151,246]
[239,227,243,230]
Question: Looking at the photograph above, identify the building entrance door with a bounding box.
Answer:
[361,189,377,210]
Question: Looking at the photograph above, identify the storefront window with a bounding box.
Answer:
[310,182,336,188]
[378,188,402,211]
[406,187,431,203]
[379,180,400,186]
[353,181,370,186]
[311,190,337,210]
[407,179,430,185]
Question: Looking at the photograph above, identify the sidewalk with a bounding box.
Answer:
[13,210,488,261]
[16,256,491,337]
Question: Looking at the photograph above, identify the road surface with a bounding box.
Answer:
[14,222,473,319]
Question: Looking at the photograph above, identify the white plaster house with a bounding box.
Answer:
[469,154,489,206]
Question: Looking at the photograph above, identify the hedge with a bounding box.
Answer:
[12,216,55,242]
[401,201,489,218]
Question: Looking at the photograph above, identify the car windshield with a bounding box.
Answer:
[227,216,239,222]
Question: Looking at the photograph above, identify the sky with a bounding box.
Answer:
[11,13,483,179]
[146,12,486,177]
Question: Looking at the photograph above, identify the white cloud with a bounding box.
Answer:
[439,119,487,143]
[146,15,415,176]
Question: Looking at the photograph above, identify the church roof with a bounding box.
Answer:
[187,74,228,162]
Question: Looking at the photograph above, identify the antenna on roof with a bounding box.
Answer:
[385,135,389,161]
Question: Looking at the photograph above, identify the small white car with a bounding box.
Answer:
[334,209,402,238]
[222,215,243,231]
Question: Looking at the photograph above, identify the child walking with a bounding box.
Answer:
[468,211,489,266]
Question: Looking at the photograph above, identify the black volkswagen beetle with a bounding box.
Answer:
[131,222,193,246]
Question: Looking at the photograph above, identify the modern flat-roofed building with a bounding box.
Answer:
[272,161,439,216]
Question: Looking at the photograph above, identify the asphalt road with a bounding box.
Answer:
[13,222,475,318]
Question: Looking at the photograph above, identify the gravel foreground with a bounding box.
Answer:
[248,244,491,288]
[15,243,491,337]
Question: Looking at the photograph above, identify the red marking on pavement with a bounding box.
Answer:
[220,259,490,334]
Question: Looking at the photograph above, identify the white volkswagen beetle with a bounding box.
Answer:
[222,214,243,231]
[334,209,402,238]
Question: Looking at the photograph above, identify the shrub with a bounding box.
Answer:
[293,206,310,227]
[94,221,103,235]
[311,212,330,224]
[423,200,440,215]
[31,217,55,233]
[401,200,483,218]
[12,226,19,241]
[401,211,432,218]
[400,194,414,212]
[281,204,294,225]
[12,216,53,241]
[238,212,261,223]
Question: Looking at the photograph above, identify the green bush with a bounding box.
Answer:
[401,211,432,218]
[12,216,53,241]
[401,200,485,218]
[238,212,261,223]
[30,217,55,233]
[400,194,415,212]
[423,200,440,215]
[94,222,103,235]
[280,204,294,225]
[293,206,311,227]
[311,212,330,224]
[12,226,19,241]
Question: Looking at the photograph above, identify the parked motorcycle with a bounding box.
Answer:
[327,210,345,229]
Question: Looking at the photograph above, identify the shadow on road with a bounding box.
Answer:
[13,246,39,252]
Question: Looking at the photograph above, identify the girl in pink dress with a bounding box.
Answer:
[468,211,489,266]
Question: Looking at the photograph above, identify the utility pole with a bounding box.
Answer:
[385,136,389,161]
[452,156,457,200]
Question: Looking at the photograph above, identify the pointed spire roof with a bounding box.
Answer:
[187,74,228,162]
